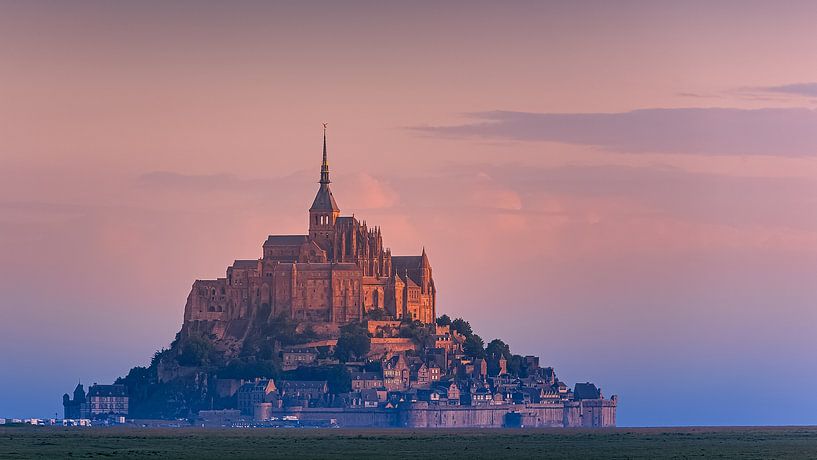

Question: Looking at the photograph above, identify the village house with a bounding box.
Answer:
[350,371,383,390]
[383,354,410,391]
[281,348,319,371]
[87,384,129,416]
[237,379,277,415]
[278,380,329,407]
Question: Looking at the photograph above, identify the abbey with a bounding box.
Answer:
[182,129,436,341]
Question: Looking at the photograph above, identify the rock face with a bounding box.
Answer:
[179,130,436,354]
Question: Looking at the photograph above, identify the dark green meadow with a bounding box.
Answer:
[2,426,817,459]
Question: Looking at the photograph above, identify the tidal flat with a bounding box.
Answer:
[2,425,816,459]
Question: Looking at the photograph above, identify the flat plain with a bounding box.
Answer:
[1,426,816,459]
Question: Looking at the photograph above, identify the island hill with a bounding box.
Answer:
[76,130,617,428]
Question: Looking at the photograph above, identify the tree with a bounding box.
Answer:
[485,339,512,376]
[150,348,170,368]
[451,318,473,337]
[463,334,485,359]
[335,322,371,362]
[398,320,434,348]
[507,354,525,377]
[115,366,153,404]
[436,314,452,327]
[281,365,351,394]
[485,339,511,360]
[218,358,279,380]
[176,335,214,367]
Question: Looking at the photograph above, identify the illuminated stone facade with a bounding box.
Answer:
[182,130,436,343]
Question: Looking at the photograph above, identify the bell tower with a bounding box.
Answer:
[309,124,340,249]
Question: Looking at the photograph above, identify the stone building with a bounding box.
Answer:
[383,354,410,391]
[182,129,436,344]
[282,348,318,371]
[87,384,128,416]
[62,383,90,419]
[237,379,277,415]
[350,371,383,391]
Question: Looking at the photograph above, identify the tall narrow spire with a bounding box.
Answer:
[310,123,340,214]
[320,123,330,184]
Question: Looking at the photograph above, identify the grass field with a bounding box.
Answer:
[1,426,816,459]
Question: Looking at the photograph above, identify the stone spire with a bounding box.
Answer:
[420,246,429,268]
[310,124,339,213]
[320,123,330,185]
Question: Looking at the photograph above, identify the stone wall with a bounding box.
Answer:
[270,399,616,428]
[369,338,417,357]
[272,407,397,427]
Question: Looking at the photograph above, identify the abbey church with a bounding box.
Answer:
[182,130,436,342]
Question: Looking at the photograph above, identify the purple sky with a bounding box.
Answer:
[1,1,817,425]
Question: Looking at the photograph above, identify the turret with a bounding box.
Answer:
[73,383,86,403]
[420,246,431,293]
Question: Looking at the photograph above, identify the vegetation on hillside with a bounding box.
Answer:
[113,308,541,418]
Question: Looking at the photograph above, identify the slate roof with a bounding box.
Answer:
[361,388,380,401]
[351,372,382,381]
[310,184,340,212]
[336,216,358,225]
[279,380,328,390]
[393,255,426,285]
[573,382,601,400]
[232,259,259,269]
[264,235,309,246]
[283,347,318,355]
[87,384,127,397]
[392,256,422,271]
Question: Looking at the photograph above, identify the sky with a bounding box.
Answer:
[1,1,816,426]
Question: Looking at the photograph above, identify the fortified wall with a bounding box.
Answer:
[271,399,616,428]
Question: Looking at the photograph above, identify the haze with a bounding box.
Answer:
[1,1,816,426]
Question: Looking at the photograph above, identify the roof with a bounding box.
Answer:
[573,382,601,400]
[392,256,425,285]
[310,184,340,212]
[283,348,318,354]
[403,274,419,288]
[238,380,276,393]
[392,256,422,271]
[351,372,382,381]
[264,235,309,246]
[383,354,408,369]
[336,216,358,225]
[232,259,259,269]
[361,388,380,401]
[87,384,127,397]
[279,380,328,389]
